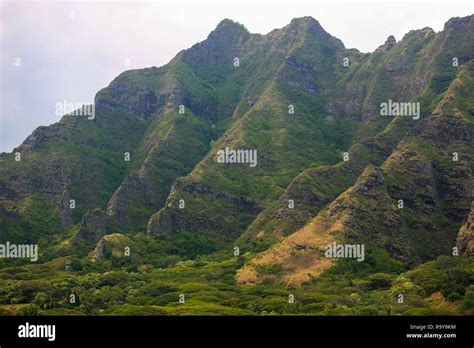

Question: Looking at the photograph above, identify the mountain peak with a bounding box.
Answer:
[209,18,249,39]
[290,16,318,24]
[288,16,324,32]
[184,19,251,67]
[283,16,337,42]
[215,18,246,29]
[443,15,473,31]
[375,35,397,52]
[385,35,397,45]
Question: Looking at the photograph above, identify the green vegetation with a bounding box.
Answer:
[0,251,471,316]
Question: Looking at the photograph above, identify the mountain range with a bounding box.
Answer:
[0,15,472,316]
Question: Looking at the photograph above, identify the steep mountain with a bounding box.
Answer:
[0,15,472,316]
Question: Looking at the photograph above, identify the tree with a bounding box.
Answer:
[34,292,50,309]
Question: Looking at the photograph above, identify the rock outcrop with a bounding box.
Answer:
[75,209,108,243]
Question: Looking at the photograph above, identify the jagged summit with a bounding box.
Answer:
[208,16,333,47]
[374,34,397,52]
[286,16,329,36]
[444,15,473,31]
[289,16,320,26]
[213,18,248,32]
[400,27,435,42]
[207,18,250,41]
[385,35,397,45]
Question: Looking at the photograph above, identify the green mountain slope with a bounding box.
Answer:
[0,15,472,316]
[238,58,474,285]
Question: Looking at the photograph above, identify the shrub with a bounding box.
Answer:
[368,273,395,289]
[16,304,39,316]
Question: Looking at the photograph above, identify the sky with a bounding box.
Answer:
[0,0,473,153]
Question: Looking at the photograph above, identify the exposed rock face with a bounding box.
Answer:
[382,35,397,50]
[93,238,106,260]
[95,73,159,119]
[0,180,18,202]
[183,18,251,69]
[92,233,140,263]
[58,189,73,229]
[147,180,261,237]
[146,208,173,237]
[75,209,107,242]
[16,116,91,153]
[456,204,474,256]
[106,167,159,228]
[239,119,409,243]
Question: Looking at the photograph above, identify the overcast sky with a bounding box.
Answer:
[1,0,472,153]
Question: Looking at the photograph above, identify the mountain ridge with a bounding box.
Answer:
[0,16,472,314]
